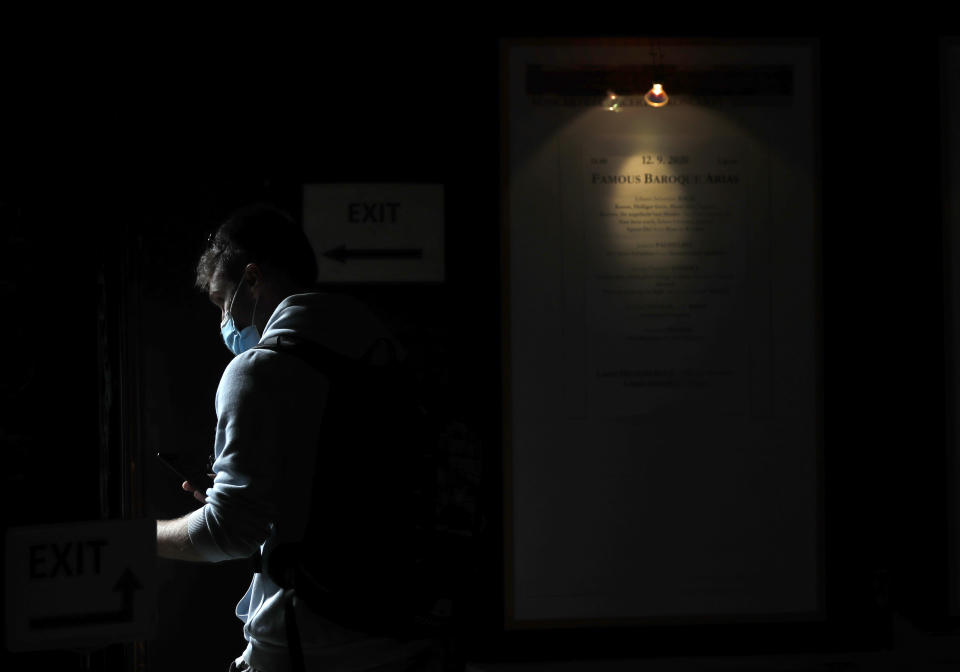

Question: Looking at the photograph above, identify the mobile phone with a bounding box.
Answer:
[156,452,214,490]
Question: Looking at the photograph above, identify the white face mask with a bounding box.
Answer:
[220,275,260,356]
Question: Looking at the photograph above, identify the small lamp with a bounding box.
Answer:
[604,90,621,112]
[644,82,668,108]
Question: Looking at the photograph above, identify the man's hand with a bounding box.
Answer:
[182,474,216,503]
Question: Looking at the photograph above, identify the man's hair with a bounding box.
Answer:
[195,203,318,291]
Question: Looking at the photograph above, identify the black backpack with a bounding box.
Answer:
[250,334,481,662]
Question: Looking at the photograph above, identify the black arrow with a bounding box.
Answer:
[29,567,143,629]
[323,245,423,263]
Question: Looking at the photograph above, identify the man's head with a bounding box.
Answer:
[196,204,317,349]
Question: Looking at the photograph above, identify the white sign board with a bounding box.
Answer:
[5,519,157,651]
[303,183,444,283]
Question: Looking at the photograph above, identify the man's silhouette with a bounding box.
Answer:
[156,204,442,671]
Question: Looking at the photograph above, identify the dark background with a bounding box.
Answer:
[1,22,955,671]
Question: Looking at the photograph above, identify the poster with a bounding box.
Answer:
[505,40,820,625]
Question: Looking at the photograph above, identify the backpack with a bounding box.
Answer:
[250,333,482,654]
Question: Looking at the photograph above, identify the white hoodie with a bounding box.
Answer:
[185,292,430,671]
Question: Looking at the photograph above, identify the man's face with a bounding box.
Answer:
[208,267,252,329]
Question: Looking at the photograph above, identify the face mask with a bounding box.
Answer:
[220,276,261,356]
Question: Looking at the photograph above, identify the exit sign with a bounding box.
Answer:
[5,519,157,651]
[303,183,444,283]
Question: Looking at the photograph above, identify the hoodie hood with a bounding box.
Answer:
[260,292,401,361]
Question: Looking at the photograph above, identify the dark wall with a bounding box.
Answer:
[820,34,948,632]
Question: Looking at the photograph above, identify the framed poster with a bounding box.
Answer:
[502,38,822,629]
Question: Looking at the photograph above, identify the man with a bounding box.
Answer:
[156,204,439,672]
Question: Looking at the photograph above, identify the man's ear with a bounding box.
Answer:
[243,263,265,289]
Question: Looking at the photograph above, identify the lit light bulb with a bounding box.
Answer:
[605,90,621,112]
[644,82,668,108]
